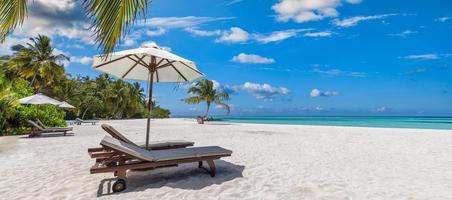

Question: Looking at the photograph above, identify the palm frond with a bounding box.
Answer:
[83,0,148,54]
[0,0,27,42]
[215,91,230,101]
[182,96,203,104]
[214,101,230,114]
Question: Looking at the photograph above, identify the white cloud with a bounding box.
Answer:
[141,41,172,52]
[303,31,334,37]
[313,65,366,77]
[71,56,93,65]
[211,80,238,94]
[226,0,244,6]
[315,106,324,111]
[310,88,321,97]
[405,67,426,75]
[9,0,95,45]
[232,53,275,64]
[186,27,330,43]
[388,29,417,37]
[242,82,289,101]
[435,17,450,22]
[184,28,222,36]
[333,14,397,27]
[375,106,386,112]
[272,0,362,23]
[34,0,76,11]
[146,27,167,36]
[402,54,439,60]
[254,29,311,43]
[0,37,29,55]
[189,27,315,43]
[142,16,234,29]
[345,0,362,4]
[310,88,339,97]
[216,27,250,43]
[123,38,137,47]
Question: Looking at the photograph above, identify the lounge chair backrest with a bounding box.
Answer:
[100,136,155,161]
[27,120,44,131]
[101,124,136,145]
[75,118,83,122]
[35,119,46,129]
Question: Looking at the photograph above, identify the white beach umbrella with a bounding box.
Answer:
[19,93,62,105]
[59,101,75,109]
[92,43,204,148]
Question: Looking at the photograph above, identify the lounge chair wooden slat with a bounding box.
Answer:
[101,124,195,150]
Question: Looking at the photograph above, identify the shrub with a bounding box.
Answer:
[150,107,171,118]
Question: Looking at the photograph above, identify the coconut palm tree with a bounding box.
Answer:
[0,0,148,54]
[7,35,69,92]
[182,79,230,118]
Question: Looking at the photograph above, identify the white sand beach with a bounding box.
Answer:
[1,118,452,199]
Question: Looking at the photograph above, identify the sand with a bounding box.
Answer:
[1,118,452,199]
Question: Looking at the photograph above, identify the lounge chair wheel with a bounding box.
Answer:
[112,179,126,192]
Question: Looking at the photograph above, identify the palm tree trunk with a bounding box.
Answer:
[81,108,89,119]
[29,72,37,88]
[203,102,211,118]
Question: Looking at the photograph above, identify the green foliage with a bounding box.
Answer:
[0,75,66,135]
[150,106,171,119]
[61,74,150,120]
[182,79,230,118]
[7,35,69,93]
[83,0,148,54]
[15,105,66,134]
[0,0,27,42]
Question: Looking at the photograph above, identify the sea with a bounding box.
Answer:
[207,116,452,130]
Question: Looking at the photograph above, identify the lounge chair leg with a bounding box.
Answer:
[115,169,127,179]
[206,160,216,177]
[112,179,126,192]
[198,161,203,168]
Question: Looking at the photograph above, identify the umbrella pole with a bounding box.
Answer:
[145,70,154,149]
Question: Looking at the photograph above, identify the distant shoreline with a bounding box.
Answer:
[174,116,452,130]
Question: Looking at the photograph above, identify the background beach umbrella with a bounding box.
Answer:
[19,93,62,105]
[92,44,204,148]
[59,101,75,109]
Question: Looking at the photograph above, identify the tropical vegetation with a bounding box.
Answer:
[182,79,230,119]
[0,35,170,136]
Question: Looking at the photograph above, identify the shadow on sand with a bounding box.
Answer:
[97,160,245,197]
[19,133,75,139]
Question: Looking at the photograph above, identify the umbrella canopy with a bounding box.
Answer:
[19,93,62,105]
[92,44,204,148]
[59,101,75,109]
[92,44,203,82]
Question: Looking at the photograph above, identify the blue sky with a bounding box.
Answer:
[1,0,451,116]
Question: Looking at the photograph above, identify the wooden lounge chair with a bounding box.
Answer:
[75,118,99,125]
[101,124,194,150]
[27,120,73,137]
[89,136,232,192]
[35,119,69,130]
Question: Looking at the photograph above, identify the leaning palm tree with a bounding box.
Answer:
[7,35,69,92]
[182,79,230,118]
[0,0,148,54]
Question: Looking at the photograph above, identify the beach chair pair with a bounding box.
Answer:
[75,118,99,125]
[27,120,73,137]
[88,124,232,192]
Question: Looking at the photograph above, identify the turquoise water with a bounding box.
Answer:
[214,116,452,130]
